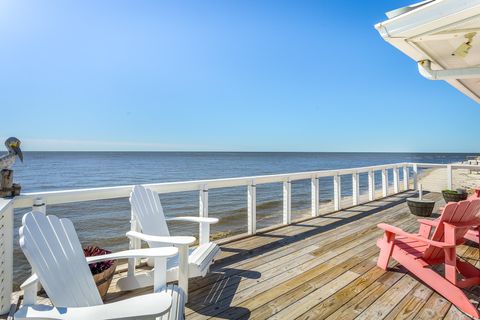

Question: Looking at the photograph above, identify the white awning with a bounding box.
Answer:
[376,0,480,103]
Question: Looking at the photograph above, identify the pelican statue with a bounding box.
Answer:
[0,137,23,170]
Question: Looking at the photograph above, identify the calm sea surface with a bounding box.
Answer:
[10,152,478,287]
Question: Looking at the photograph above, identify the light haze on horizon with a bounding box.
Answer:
[1,1,479,153]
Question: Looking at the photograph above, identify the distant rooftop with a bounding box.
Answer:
[376,0,480,103]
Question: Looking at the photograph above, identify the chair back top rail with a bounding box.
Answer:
[10,162,480,209]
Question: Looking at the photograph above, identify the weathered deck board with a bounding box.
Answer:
[8,191,480,320]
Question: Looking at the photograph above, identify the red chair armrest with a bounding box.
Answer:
[377,223,454,248]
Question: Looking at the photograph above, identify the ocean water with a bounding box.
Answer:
[10,152,478,287]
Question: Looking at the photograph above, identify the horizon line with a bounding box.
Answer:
[18,150,480,154]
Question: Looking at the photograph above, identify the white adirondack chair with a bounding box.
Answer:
[117,185,221,297]
[15,211,185,320]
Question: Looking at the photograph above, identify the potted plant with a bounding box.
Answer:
[442,189,468,203]
[83,246,117,300]
[406,198,435,217]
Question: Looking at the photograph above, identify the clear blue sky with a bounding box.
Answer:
[1,1,478,152]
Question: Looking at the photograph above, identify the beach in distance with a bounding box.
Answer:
[10,151,478,287]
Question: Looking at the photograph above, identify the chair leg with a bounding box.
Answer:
[178,245,189,303]
[376,232,394,270]
[444,248,457,285]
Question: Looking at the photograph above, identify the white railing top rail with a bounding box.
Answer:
[0,198,13,215]
[409,163,480,169]
[12,162,412,209]
[411,163,448,168]
[12,161,480,209]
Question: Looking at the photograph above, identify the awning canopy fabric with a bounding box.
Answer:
[376,0,480,103]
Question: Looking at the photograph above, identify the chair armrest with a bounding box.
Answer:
[377,223,455,248]
[443,220,480,229]
[86,247,179,264]
[126,231,196,246]
[20,247,178,290]
[166,216,219,224]
[15,292,172,319]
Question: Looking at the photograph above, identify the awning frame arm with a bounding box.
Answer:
[418,60,480,80]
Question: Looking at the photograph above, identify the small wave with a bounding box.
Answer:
[256,199,283,211]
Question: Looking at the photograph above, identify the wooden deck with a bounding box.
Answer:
[10,191,480,319]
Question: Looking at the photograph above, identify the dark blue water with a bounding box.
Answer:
[10,152,478,287]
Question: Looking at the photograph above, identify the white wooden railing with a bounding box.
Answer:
[2,161,480,314]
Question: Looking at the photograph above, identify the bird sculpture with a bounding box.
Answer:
[0,137,23,170]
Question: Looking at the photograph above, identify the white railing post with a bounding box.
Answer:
[381,168,388,197]
[447,164,453,190]
[247,182,256,235]
[333,174,341,210]
[199,185,209,245]
[393,167,399,193]
[0,200,13,315]
[283,180,291,225]
[368,170,375,201]
[403,165,409,190]
[32,197,46,214]
[413,163,418,190]
[311,176,319,217]
[352,172,359,205]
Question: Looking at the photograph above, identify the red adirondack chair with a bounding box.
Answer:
[438,188,480,243]
[377,199,480,318]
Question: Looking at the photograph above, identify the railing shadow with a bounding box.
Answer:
[187,268,260,318]
[215,192,424,267]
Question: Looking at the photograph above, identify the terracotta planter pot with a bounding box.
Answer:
[92,261,117,300]
[442,191,468,203]
[407,198,435,217]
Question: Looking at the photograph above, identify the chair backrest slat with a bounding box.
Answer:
[130,185,170,247]
[19,212,103,307]
[424,199,480,259]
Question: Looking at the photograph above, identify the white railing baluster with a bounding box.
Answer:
[352,173,359,205]
[247,182,256,234]
[447,164,453,190]
[403,165,409,190]
[311,176,319,217]
[393,167,399,193]
[382,169,388,197]
[368,170,375,201]
[283,180,291,224]
[0,199,13,314]
[333,174,341,211]
[199,185,209,245]
[413,163,418,190]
